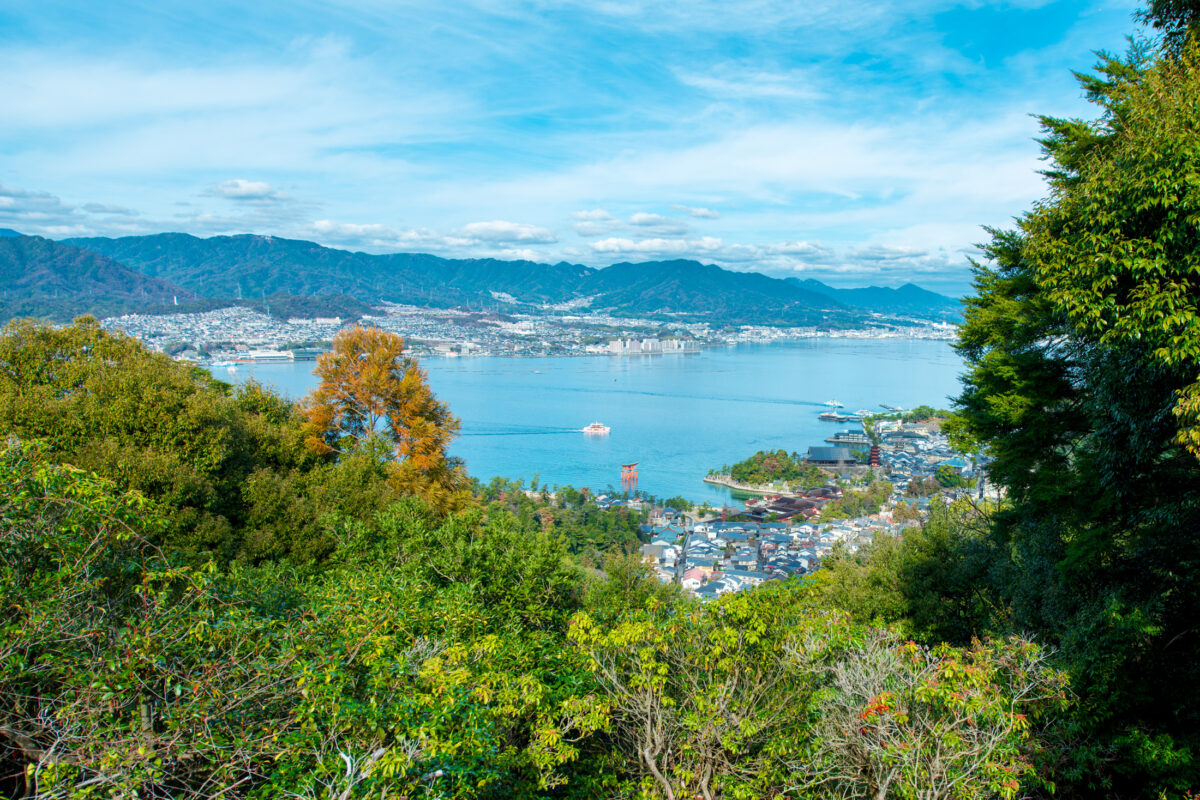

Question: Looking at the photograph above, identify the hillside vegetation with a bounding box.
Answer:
[4,4,1200,799]
[0,318,1066,799]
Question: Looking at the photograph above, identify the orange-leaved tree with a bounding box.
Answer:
[301,325,470,511]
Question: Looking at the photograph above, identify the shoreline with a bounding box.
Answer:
[196,334,957,367]
[702,474,797,498]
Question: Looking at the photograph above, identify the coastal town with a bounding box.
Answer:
[101,302,958,361]
[97,299,976,605]
[95,300,976,605]
[635,409,986,600]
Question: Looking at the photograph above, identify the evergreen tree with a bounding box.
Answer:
[954,33,1200,796]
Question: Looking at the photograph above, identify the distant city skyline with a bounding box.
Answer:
[1,0,1142,294]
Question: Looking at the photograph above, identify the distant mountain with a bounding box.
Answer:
[0,228,24,238]
[61,233,861,325]
[0,236,197,322]
[787,278,962,321]
[587,260,848,325]
[64,233,591,308]
[16,232,955,326]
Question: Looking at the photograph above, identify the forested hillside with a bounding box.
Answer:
[0,236,196,320]
[0,318,1066,800]
[61,234,857,324]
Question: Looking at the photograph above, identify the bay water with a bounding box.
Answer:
[218,339,962,506]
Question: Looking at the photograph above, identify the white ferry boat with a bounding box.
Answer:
[823,400,844,408]
[582,422,610,435]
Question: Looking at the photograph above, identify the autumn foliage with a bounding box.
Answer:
[301,325,470,511]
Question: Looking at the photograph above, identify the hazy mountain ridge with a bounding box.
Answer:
[588,260,851,325]
[787,277,963,321]
[2,232,964,326]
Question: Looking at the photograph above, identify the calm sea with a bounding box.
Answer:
[217,339,962,506]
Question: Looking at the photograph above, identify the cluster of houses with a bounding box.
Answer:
[639,513,916,600]
[870,418,982,490]
[640,416,987,601]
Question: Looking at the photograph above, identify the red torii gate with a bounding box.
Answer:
[621,462,638,493]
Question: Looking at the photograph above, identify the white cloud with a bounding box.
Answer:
[672,204,720,219]
[308,217,559,258]
[849,244,929,263]
[627,212,690,236]
[629,212,667,226]
[495,248,543,261]
[591,235,724,255]
[0,184,92,236]
[571,209,613,220]
[766,241,836,259]
[459,220,557,243]
[209,179,286,202]
[313,219,399,240]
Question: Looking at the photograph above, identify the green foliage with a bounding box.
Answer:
[0,304,1094,797]
[0,441,611,799]
[2,442,1072,799]
[900,405,948,423]
[0,318,412,564]
[810,499,1004,645]
[934,463,965,488]
[794,632,1069,800]
[819,480,893,519]
[476,477,645,559]
[570,580,1067,800]
[581,552,685,627]
[949,37,1200,797]
[1138,0,1200,53]
[726,449,825,487]
[658,495,694,512]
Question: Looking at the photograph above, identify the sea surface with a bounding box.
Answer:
[216,339,963,506]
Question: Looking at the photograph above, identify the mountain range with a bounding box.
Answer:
[0,231,962,325]
[0,236,196,321]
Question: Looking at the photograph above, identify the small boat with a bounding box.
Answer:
[854,409,871,416]
[582,422,610,435]
[226,365,238,374]
[823,400,844,407]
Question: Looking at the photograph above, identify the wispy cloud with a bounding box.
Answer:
[675,65,822,100]
[0,0,1139,293]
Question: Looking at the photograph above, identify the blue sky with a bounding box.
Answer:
[0,0,1141,294]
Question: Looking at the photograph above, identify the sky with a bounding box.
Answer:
[0,0,1144,295]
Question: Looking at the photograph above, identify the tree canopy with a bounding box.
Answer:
[951,35,1200,798]
[302,324,470,512]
